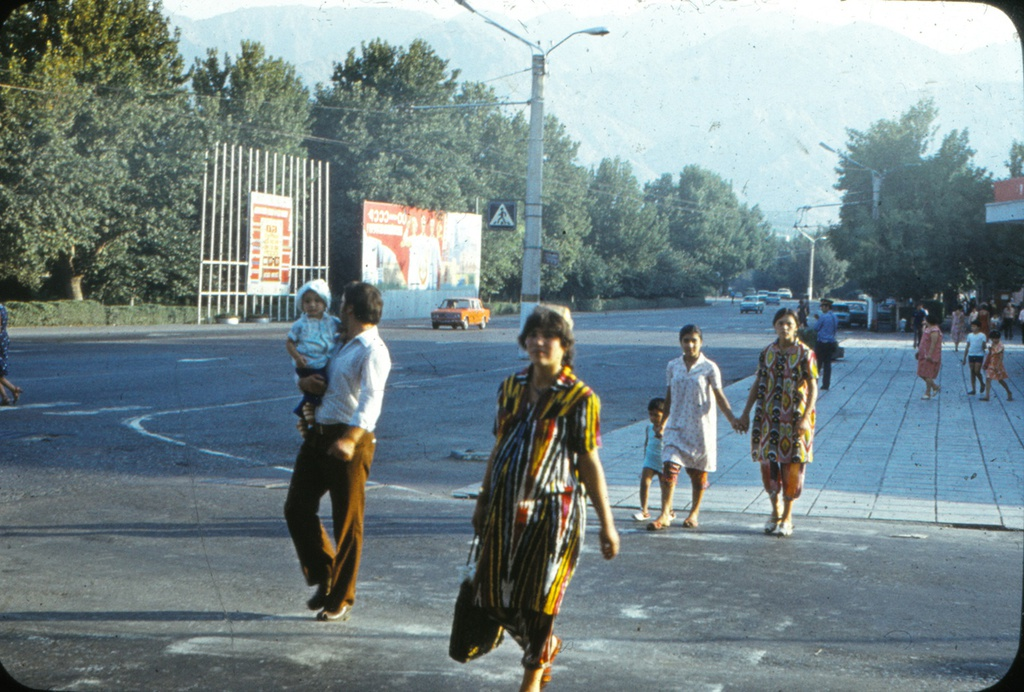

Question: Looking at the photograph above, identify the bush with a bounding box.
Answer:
[3,300,194,327]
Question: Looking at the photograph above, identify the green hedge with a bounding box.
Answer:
[4,300,195,327]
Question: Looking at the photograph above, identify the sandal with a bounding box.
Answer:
[776,522,793,537]
[540,634,562,688]
[647,518,671,531]
[632,511,650,521]
[682,518,699,528]
[764,519,778,534]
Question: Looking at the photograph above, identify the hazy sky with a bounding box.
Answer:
[161,0,1019,54]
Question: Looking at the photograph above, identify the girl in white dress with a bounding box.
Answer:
[649,325,741,530]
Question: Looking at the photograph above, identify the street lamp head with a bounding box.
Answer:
[582,26,610,36]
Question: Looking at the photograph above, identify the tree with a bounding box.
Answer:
[0,0,203,302]
[575,157,668,298]
[191,40,312,156]
[645,166,776,294]
[828,99,992,299]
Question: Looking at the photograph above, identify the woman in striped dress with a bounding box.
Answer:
[472,305,619,692]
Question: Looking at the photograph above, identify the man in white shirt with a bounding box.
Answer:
[284,281,391,622]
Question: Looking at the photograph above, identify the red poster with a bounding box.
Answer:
[247,192,293,296]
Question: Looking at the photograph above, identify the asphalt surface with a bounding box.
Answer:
[1,304,1022,690]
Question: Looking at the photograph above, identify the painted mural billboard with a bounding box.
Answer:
[246,191,293,296]
[361,201,481,292]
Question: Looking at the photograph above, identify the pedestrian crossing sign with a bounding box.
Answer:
[487,200,517,229]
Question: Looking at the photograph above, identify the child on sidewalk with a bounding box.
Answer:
[649,324,740,531]
[962,320,987,395]
[980,330,1013,402]
[632,397,667,522]
[286,279,341,429]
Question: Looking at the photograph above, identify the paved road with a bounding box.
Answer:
[1,305,1021,690]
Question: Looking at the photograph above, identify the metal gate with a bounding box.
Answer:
[197,143,330,323]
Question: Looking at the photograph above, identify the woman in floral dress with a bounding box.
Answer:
[471,306,619,692]
[737,308,818,537]
[916,312,943,400]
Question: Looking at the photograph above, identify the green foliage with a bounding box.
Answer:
[829,99,994,299]
[645,166,776,294]
[0,0,203,303]
[191,39,312,156]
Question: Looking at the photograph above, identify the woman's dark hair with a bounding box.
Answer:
[341,281,383,324]
[990,329,1001,339]
[518,306,575,367]
[773,308,799,325]
[678,324,703,341]
[648,397,665,412]
[925,312,941,325]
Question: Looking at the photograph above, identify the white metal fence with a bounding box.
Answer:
[197,143,330,323]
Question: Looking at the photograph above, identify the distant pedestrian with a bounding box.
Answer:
[1018,304,1024,345]
[286,279,341,432]
[912,302,927,348]
[949,305,967,353]
[980,331,1013,402]
[962,320,987,396]
[471,305,618,691]
[647,325,740,531]
[916,312,942,400]
[0,303,23,406]
[632,397,667,522]
[977,303,991,337]
[814,298,838,391]
[1002,303,1016,340]
[797,298,809,327]
[737,308,818,537]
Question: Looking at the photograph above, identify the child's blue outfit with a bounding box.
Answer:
[642,422,663,474]
[289,279,340,418]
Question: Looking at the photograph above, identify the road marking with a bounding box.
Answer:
[179,357,229,363]
[44,406,151,416]
[123,396,294,464]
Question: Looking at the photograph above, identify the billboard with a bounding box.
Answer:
[246,191,293,296]
[362,201,482,291]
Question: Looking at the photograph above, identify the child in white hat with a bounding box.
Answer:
[286,279,341,429]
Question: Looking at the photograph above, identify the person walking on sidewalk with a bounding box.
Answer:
[912,302,928,348]
[632,397,667,522]
[916,312,943,400]
[648,324,740,531]
[980,330,1013,402]
[950,305,967,353]
[0,303,23,406]
[962,320,987,396]
[472,305,619,692]
[737,309,818,537]
[1002,303,1016,340]
[814,298,838,391]
[284,281,392,623]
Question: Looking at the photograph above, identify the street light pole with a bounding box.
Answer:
[819,141,883,220]
[798,229,825,301]
[819,141,919,221]
[456,1,608,326]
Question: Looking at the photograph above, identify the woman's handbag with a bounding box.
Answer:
[448,536,504,663]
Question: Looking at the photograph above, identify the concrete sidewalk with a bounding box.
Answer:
[600,334,1024,530]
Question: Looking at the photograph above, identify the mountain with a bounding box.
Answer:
[166,4,1024,231]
